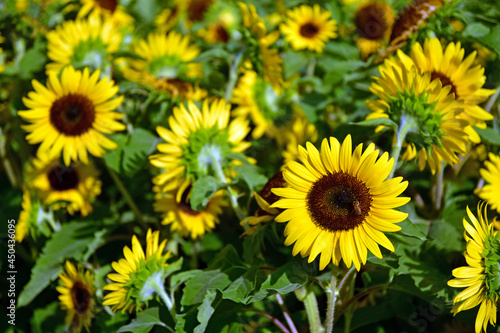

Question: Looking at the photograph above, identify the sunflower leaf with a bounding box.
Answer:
[117,307,168,333]
[190,175,227,210]
[122,128,159,177]
[233,164,268,193]
[474,126,500,145]
[194,289,219,333]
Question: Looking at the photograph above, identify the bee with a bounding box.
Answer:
[353,200,362,216]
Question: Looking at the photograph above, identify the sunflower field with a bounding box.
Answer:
[2,0,500,332]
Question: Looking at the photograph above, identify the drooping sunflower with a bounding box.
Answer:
[56,261,95,333]
[77,0,134,28]
[19,66,125,166]
[149,98,250,196]
[28,150,102,216]
[154,186,227,239]
[397,38,495,143]
[354,1,395,59]
[448,203,499,333]
[46,15,123,74]
[122,32,206,100]
[475,153,500,213]
[271,135,410,270]
[280,4,337,53]
[367,56,470,174]
[103,229,172,313]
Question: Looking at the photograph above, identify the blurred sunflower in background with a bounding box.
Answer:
[77,0,134,28]
[280,4,337,53]
[197,5,239,44]
[281,115,318,163]
[16,187,38,243]
[475,153,500,213]
[46,14,123,75]
[448,203,499,333]
[271,135,409,270]
[18,66,125,165]
[57,261,95,333]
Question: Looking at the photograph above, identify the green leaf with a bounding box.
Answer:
[103,134,128,173]
[18,222,107,307]
[194,48,230,63]
[171,270,202,294]
[398,219,427,241]
[122,128,158,176]
[482,25,500,56]
[300,101,318,123]
[175,308,198,333]
[233,164,268,193]
[463,22,490,38]
[163,257,183,279]
[129,0,158,24]
[351,118,398,131]
[474,126,500,145]
[31,301,66,333]
[117,307,167,333]
[19,36,47,79]
[194,290,219,333]
[284,49,309,78]
[190,176,226,210]
[221,262,262,303]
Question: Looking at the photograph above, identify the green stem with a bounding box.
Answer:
[107,166,147,229]
[342,274,356,333]
[389,116,415,179]
[224,51,243,102]
[154,282,173,311]
[325,271,338,333]
[295,286,323,333]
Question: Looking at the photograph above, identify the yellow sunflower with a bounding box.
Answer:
[367,56,470,174]
[475,153,500,213]
[28,149,101,216]
[282,115,318,163]
[355,1,395,59]
[19,66,125,166]
[271,135,409,270]
[122,32,205,100]
[56,261,95,333]
[397,38,496,143]
[103,229,172,313]
[149,98,250,196]
[197,9,238,44]
[46,14,123,75]
[280,4,337,53]
[16,187,36,243]
[77,0,134,28]
[154,186,227,239]
[448,203,499,333]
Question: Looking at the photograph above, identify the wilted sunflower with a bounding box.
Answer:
[475,153,500,213]
[271,135,409,270]
[123,32,206,100]
[103,229,172,313]
[46,15,122,74]
[77,0,134,28]
[57,261,95,333]
[367,56,470,174]
[28,150,101,216]
[154,186,227,239]
[19,66,125,166]
[355,1,394,59]
[448,203,499,333]
[280,4,337,53]
[397,38,495,143]
[150,98,250,196]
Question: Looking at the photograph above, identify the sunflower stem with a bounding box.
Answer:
[153,281,173,311]
[276,293,298,333]
[107,166,147,230]
[224,51,243,102]
[389,115,415,179]
[325,270,338,333]
[295,286,323,333]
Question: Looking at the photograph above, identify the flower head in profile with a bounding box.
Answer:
[475,153,500,213]
[103,229,172,313]
[448,203,499,333]
[149,98,250,196]
[46,15,123,74]
[19,66,125,166]
[57,261,95,332]
[397,38,495,143]
[367,56,470,174]
[16,187,39,243]
[280,4,337,53]
[271,135,409,270]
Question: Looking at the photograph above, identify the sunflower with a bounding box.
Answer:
[56,261,95,332]
[16,187,37,243]
[280,4,337,53]
[474,153,500,213]
[103,229,172,313]
[397,38,495,143]
[271,135,409,270]
[46,15,123,74]
[154,186,227,239]
[19,66,125,166]
[197,8,238,44]
[77,0,134,28]
[355,1,395,59]
[149,98,250,196]
[122,32,205,100]
[27,149,101,216]
[282,115,318,163]
[366,56,470,174]
[448,203,499,333]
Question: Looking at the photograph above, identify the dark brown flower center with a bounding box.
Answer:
[50,94,95,136]
[71,281,91,315]
[179,187,202,216]
[187,0,213,22]
[300,22,320,38]
[356,3,390,40]
[97,0,117,12]
[430,71,459,99]
[307,172,372,231]
[215,23,230,43]
[256,171,285,216]
[48,165,79,191]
